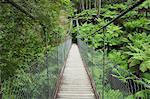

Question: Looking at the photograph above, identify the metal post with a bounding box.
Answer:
[57,33,60,72]
[64,37,66,63]
[76,18,80,45]
[102,28,106,99]
[92,33,94,77]
[62,36,64,65]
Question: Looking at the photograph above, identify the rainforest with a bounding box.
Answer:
[0,0,150,99]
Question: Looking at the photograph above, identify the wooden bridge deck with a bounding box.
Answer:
[56,44,95,99]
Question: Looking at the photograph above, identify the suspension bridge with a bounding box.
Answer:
[56,44,95,99]
[1,0,149,99]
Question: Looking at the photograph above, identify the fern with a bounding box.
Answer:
[139,0,150,9]
[124,17,150,30]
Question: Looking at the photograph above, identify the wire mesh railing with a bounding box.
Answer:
[1,36,72,99]
[77,37,150,99]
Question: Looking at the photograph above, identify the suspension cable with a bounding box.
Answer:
[90,0,145,36]
[4,0,36,20]
[4,0,48,30]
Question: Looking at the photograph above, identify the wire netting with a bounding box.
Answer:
[77,37,150,99]
[1,37,72,99]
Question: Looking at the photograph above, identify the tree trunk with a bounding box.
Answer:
[79,0,82,12]
[81,0,85,10]
[86,0,88,9]
[94,0,97,8]
[97,0,101,17]
[89,0,91,9]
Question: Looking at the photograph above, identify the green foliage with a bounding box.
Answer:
[76,9,97,20]
[125,33,150,72]
[61,0,71,6]
[61,0,74,16]
[106,25,123,45]
[110,4,127,11]
[0,0,71,81]
[135,89,150,99]
[142,72,150,81]
[108,50,128,70]
[126,45,150,72]
[1,0,150,98]
[103,10,118,19]
[123,10,139,18]
[94,24,124,48]
[104,89,124,99]
[78,22,98,39]
[124,18,150,30]
[139,0,150,9]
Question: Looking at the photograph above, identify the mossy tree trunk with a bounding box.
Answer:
[97,0,101,17]
[94,0,97,8]
[86,0,88,9]
[89,0,91,9]
[81,0,85,10]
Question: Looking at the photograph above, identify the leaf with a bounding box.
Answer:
[135,90,150,98]
[121,38,129,42]
[142,72,150,80]
[140,60,150,72]
[143,78,150,84]
[128,59,141,67]
[126,52,144,61]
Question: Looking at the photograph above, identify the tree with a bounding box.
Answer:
[98,0,101,17]
[81,0,85,10]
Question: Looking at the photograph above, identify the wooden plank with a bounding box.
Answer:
[56,44,95,99]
